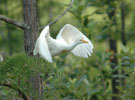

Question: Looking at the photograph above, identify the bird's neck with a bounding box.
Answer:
[67,41,79,51]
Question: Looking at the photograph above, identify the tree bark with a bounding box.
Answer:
[22,0,38,55]
[109,38,119,100]
[121,1,126,46]
[0,15,28,29]
[121,1,126,88]
[22,0,42,100]
[4,0,13,55]
[107,2,119,100]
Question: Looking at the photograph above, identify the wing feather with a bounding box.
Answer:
[56,24,93,58]
[33,26,53,63]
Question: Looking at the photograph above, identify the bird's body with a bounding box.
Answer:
[46,37,68,56]
[34,24,93,63]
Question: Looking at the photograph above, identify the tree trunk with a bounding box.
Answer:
[22,0,43,100]
[107,3,119,100]
[121,1,126,46]
[22,0,38,55]
[4,0,13,55]
[109,38,119,100]
[121,1,126,89]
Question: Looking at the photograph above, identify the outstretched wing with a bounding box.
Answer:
[33,26,53,63]
[56,24,93,58]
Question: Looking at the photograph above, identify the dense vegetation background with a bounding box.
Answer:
[0,0,135,100]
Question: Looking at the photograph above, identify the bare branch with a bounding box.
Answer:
[0,83,31,100]
[0,15,29,30]
[39,0,74,30]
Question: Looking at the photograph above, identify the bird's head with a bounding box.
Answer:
[75,37,88,44]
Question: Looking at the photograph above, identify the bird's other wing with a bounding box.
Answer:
[56,24,93,58]
[33,26,53,63]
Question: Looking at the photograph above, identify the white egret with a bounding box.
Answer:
[33,24,93,63]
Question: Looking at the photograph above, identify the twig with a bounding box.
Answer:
[0,83,31,100]
[39,0,74,30]
[0,15,29,30]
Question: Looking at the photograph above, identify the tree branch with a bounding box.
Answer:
[0,83,31,100]
[39,0,74,30]
[0,15,29,30]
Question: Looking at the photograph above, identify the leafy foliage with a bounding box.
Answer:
[0,0,135,100]
[0,53,53,99]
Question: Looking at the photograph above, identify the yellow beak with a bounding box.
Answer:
[80,39,88,43]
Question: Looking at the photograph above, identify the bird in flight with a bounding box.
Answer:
[33,24,93,63]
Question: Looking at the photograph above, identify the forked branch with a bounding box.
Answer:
[0,15,29,29]
[39,0,74,30]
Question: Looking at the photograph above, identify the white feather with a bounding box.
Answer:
[33,26,53,63]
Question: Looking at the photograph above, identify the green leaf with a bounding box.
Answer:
[87,89,100,95]
[75,74,87,89]
[120,44,129,53]
[112,74,126,78]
